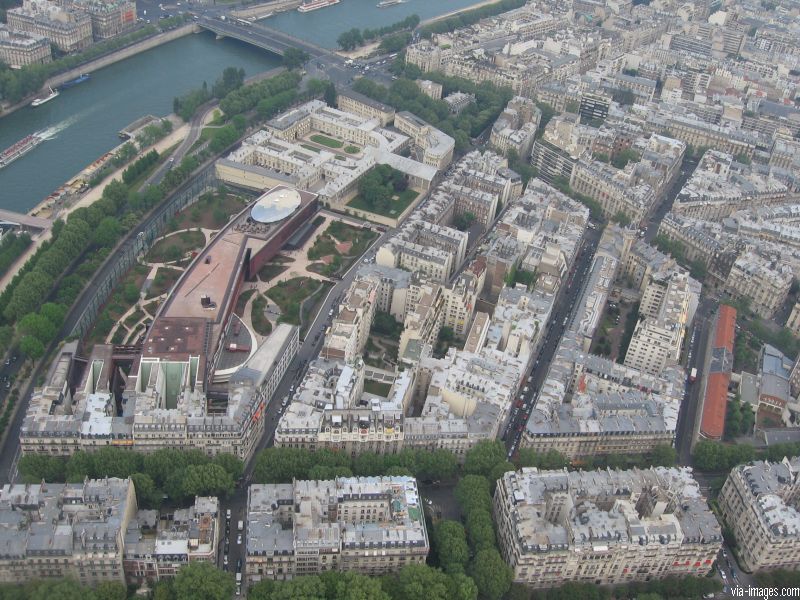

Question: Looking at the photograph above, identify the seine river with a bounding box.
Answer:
[0,0,482,213]
[266,0,488,49]
[0,33,280,214]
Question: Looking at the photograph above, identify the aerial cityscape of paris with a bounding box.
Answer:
[1,0,800,597]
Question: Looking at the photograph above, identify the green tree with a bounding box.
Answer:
[465,509,496,552]
[180,463,235,499]
[470,549,513,600]
[26,579,89,600]
[65,451,96,482]
[283,47,310,70]
[337,28,363,51]
[123,282,140,304]
[612,211,631,227]
[211,66,245,99]
[353,451,386,476]
[464,440,506,477]
[94,581,127,600]
[454,475,493,514]
[452,212,476,231]
[173,562,235,600]
[448,573,479,600]
[131,472,162,509]
[253,447,313,483]
[488,460,516,488]
[18,312,56,344]
[213,452,244,481]
[18,454,66,483]
[516,448,570,470]
[391,565,453,600]
[416,449,457,481]
[434,520,470,574]
[93,216,122,248]
[19,335,44,361]
[650,444,677,467]
[324,82,337,107]
[39,302,67,328]
[322,572,391,600]
[611,148,638,169]
[0,325,12,354]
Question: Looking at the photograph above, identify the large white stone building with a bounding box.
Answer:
[0,478,136,586]
[216,100,438,207]
[494,467,722,588]
[7,0,92,52]
[245,477,429,582]
[719,458,800,572]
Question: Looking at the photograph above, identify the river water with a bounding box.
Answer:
[0,32,280,214]
[0,0,482,213]
[266,0,486,49]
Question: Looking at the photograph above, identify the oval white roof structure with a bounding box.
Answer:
[250,188,302,223]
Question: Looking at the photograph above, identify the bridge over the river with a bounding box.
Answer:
[197,16,334,60]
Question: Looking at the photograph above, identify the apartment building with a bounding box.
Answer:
[756,344,794,423]
[394,111,455,170]
[570,159,656,226]
[787,302,800,338]
[336,89,395,127]
[22,325,299,460]
[663,113,756,160]
[522,331,684,459]
[489,96,541,160]
[355,264,411,322]
[719,458,800,572]
[0,479,136,586]
[7,0,92,52]
[494,467,721,588]
[218,100,437,207]
[530,113,591,185]
[276,157,585,461]
[377,219,468,283]
[672,151,787,221]
[399,276,445,359]
[321,278,378,364]
[572,226,628,352]
[443,91,475,115]
[416,79,443,100]
[623,270,698,376]
[724,251,793,319]
[123,497,220,585]
[397,268,483,358]
[245,477,429,582]
[70,0,136,40]
[657,212,740,288]
[0,24,50,67]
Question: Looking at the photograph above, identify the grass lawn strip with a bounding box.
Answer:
[310,134,344,149]
[146,267,183,299]
[364,380,392,396]
[258,263,289,282]
[174,192,248,230]
[146,230,205,263]
[251,294,273,336]
[234,289,256,317]
[347,189,418,218]
[267,277,317,325]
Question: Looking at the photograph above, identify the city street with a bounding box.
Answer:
[503,224,604,455]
